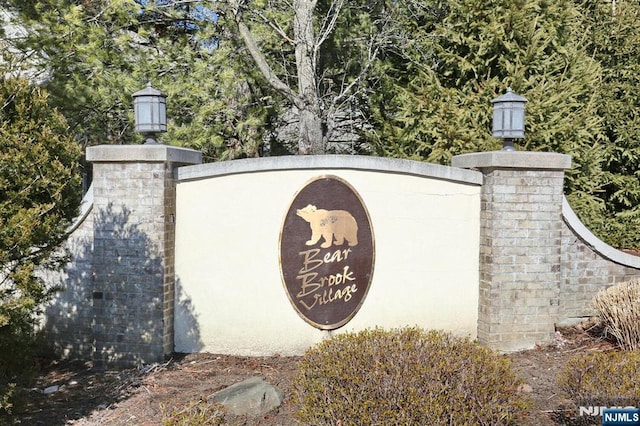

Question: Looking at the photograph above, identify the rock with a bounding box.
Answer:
[212,377,283,417]
[43,385,60,395]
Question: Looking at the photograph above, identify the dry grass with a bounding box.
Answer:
[593,278,640,350]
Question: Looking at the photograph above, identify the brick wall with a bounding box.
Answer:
[86,145,201,367]
[478,169,565,351]
[41,195,94,359]
[560,199,640,324]
[90,161,166,365]
[453,151,571,351]
[454,151,640,351]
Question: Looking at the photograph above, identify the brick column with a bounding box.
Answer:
[452,151,571,352]
[86,145,201,367]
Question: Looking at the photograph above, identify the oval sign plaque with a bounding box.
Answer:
[280,175,375,330]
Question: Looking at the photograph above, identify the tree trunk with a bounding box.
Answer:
[294,0,325,154]
[298,108,324,154]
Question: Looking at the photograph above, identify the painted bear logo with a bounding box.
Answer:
[296,204,358,249]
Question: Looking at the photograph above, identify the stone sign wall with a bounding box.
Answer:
[40,149,640,365]
[173,156,482,356]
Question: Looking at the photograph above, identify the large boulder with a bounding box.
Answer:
[212,377,283,416]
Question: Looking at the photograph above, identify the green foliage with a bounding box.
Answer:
[5,0,271,160]
[161,397,226,425]
[0,76,81,413]
[195,11,280,160]
[6,0,400,157]
[294,327,530,425]
[371,0,605,168]
[592,279,640,350]
[558,350,640,408]
[370,0,640,249]
[7,0,640,246]
[14,0,143,146]
[570,0,640,248]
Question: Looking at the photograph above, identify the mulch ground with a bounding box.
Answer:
[3,321,620,425]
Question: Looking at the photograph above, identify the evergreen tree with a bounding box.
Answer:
[574,0,640,248]
[0,76,81,413]
[4,0,271,160]
[371,0,615,243]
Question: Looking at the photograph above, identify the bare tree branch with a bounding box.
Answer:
[248,9,295,45]
[314,0,344,68]
[329,19,387,116]
[229,0,302,108]
[225,0,392,154]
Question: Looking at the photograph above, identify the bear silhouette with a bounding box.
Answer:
[296,204,358,248]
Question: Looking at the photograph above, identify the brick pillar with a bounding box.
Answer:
[86,145,201,367]
[452,151,571,352]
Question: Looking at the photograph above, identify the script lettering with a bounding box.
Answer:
[296,249,359,311]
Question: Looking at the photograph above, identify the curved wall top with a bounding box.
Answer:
[68,183,94,234]
[562,197,640,269]
[175,154,483,186]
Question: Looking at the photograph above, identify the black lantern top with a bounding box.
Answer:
[491,88,527,150]
[133,82,167,142]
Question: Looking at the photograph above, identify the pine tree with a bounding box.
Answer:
[4,0,271,160]
[574,0,640,248]
[0,76,81,413]
[371,0,613,243]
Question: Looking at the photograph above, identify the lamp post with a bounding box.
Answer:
[133,82,167,145]
[491,87,527,151]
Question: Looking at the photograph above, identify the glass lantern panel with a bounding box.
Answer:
[511,108,524,131]
[151,101,160,125]
[136,100,152,125]
[492,108,503,137]
[135,97,167,132]
[159,101,167,131]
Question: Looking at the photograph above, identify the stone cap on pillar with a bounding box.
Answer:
[86,144,202,165]
[452,151,571,170]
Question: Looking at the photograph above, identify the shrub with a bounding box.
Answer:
[0,323,38,414]
[0,76,81,413]
[592,279,640,350]
[161,397,226,425]
[294,327,530,425]
[558,351,640,409]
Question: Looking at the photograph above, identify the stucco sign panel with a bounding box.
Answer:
[280,175,375,330]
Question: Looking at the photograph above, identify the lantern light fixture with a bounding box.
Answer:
[132,82,167,145]
[491,87,527,151]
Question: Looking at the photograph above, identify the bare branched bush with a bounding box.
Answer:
[294,328,530,425]
[593,279,640,350]
[558,351,640,410]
